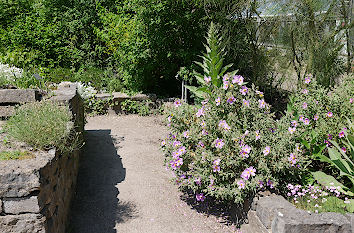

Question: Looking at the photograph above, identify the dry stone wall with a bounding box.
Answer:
[0,84,84,233]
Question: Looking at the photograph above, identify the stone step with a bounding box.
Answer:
[0,89,38,104]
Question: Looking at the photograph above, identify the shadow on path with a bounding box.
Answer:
[69,130,136,233]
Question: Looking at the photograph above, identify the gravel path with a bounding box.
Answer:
[69,115,239,233]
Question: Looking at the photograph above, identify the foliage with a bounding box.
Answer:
[186,22,235,99]
[0,150,35,160]
[84,96,116,116]
[261,0,352,87]
[161,27,308,204]
[312,118,354,196]
[95,0,207,95]
[5,101,80,152]
[276,73,353,194]
[121,99,152,116]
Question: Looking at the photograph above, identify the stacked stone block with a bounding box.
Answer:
[0,85,84,233]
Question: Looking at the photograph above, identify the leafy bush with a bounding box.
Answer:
[5,101,80,152]
[161,24,305,204]
[121,99,152,116]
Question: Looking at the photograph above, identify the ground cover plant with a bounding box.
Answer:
[161,23,354,215]
[5,101,80,153]
[0,150,35,160]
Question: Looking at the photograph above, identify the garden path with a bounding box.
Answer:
[69,115,241,233]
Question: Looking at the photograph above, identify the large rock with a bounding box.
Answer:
[346,214,354,233]
[256,195,303,229]
[3,196,40,214]
[0,89,37,104]
[0,213,45,233]
[272,211,351,233]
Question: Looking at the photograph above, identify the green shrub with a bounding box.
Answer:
[121,99,151,116]
[161,24,305,204]
[5,101,80,152]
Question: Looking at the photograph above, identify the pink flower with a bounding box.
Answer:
[338,131,345,138]
[256,91,264,97]
[232,75,244,85]
[299,115,304,122]
[288,127,296,134]
[241,169,251,180]
[183,131,189,138]
[218,120,231,131]
[302,102,308,109]
[240,86,248,95]
[173,141,181,147]
[350,98,353,103]
[227,96,236,104]
[174,99,182,107]
[327,112,333,117]
[258,99,266,108]
[201,129,208,135]
[342,147,347,153]
[263,146,270,155]
[248,166,256,176]
[223,74,230,81]
[242,99,250,107]
[242,145,251,154]
[198,141,205,148]
[288,153,297,166]
[212,159,221,172]
[215,97,221,106]
[214,138,224,149]
[196,107,205,117]
[223,81,229,90]
[303,118,310,125]
[255,130,260,140]
[291,120,298,127]
[204,76,211,84]
[161,140,166,146]
[304,75,311,84]
[313,114,319,121]
[200,120,206,128]
[196,193,205,202]
[237,179,245,189]
[168,115,172,122]
[302,89,309,94]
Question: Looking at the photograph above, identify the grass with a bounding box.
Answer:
[5,101,80,152]
[0,150,35,160]
[291,195,353,214]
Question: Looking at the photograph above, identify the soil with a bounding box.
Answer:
[69,114,241,233]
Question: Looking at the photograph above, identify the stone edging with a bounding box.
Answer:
[247,194,354,233]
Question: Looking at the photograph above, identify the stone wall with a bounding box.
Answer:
[245,193,354,233]
[0,84,84,233]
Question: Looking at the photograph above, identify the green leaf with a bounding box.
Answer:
[300,138,311,150]
[185,85,205,99]
[345,199,354,213]
[219,63,233,77]
[312,171,354,196]
[194,72,205,84]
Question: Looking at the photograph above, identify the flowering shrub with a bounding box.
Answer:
[0,63,23,81]
[161,23,310,205]
[281,74,353,149]
[275,74,353,192]
[162,79,307,203]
